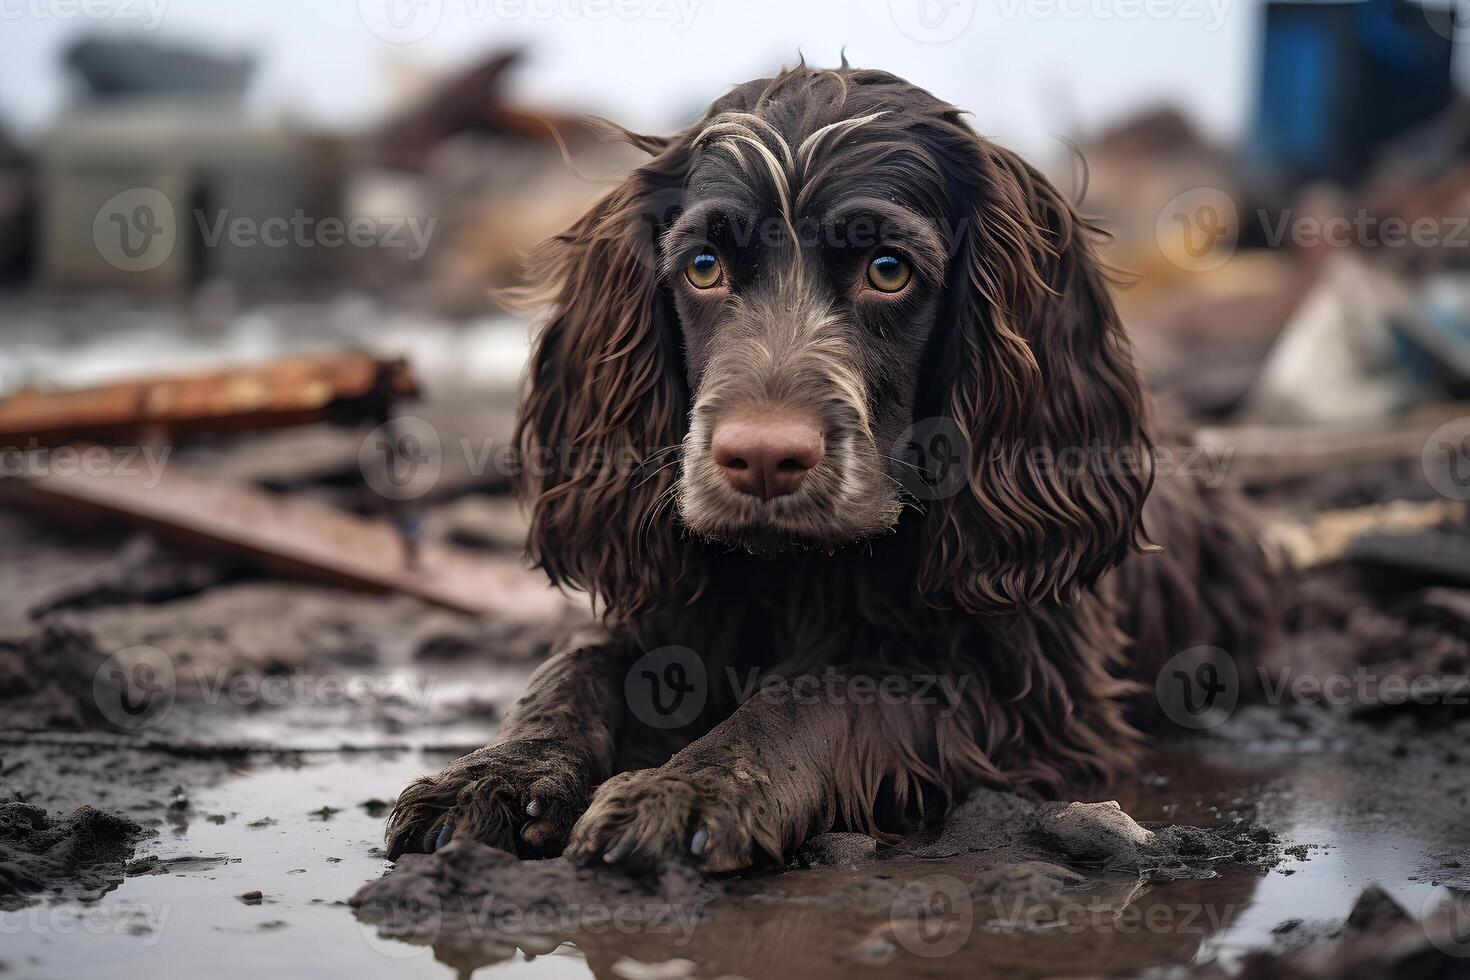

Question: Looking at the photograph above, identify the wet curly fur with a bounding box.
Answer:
[387,64,1278,870]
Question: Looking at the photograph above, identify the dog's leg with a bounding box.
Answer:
[387,629,633,859]
[565,676,952,873]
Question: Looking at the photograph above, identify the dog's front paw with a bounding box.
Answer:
[386,739,590,860]
[566,766,782,873]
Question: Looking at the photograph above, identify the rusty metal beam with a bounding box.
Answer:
[0,353,419,449]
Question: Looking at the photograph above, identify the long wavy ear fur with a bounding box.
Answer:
[512,135,699,623]
[920,128,1153,614]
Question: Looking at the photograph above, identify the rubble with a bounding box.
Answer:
[1239,255,1425,425]
[5,6,1470,976]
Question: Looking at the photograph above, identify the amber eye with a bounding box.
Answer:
[686,252,723,289]
[866,252,911,293]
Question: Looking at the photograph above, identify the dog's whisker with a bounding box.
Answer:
[630,455,682,494]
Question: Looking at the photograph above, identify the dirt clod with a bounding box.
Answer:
[0,802,145,907]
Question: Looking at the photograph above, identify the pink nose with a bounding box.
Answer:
[710,415,825,499]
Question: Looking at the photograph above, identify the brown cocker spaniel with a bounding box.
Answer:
[388,64,1276,873]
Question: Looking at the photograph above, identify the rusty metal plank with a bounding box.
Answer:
[2,466,571,622]
[0,353,419,449]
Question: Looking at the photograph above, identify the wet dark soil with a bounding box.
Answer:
[3,457,1470,978]
[0,802,146,907]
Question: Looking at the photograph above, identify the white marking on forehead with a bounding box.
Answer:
[695,116,797,241]
[692,108,890,251]
[795,110,887,178]
[719,112,794,170]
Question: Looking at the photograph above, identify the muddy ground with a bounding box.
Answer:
[3,417,1470,979]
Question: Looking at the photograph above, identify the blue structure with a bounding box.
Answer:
[1249,0,1456,186]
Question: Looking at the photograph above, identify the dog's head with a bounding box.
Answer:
[515,66,1151,620]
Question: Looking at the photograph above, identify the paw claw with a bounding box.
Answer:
[569,768,765,872]
[603,836,634,864]
[386,740,590,859]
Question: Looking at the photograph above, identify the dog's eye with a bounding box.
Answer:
[866,252,911,293]
[686,252,723,289]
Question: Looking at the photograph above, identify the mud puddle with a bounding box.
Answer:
[4,512,1469,978]
[1,750,566,979]
[5,737,1464,979]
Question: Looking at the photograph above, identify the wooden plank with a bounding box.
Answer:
[2,466,573,622]
[1194,401,1470,484]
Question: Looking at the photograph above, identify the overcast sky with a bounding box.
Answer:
[0,0,1456,162]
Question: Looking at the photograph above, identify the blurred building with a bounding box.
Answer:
[41,101,338,292]
[37,37,340,295]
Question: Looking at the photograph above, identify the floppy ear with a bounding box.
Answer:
[919,135,1153,614]
[512,134,701,622]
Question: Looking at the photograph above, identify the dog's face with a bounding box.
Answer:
[665,113,954,555]
[515,67,1152,618]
